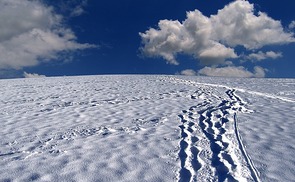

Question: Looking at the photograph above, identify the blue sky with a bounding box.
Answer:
[1,0,295,78]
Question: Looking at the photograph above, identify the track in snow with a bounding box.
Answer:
[1,75,294,181]
[1,117,167,161]
[177,87,259,182]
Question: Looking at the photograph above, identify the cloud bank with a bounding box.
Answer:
[23,72,46,78]
[198,66,266,78]
[0,0,94,70]
[140,0,294,77]
[180,69,197,76]
[247,51,282,61]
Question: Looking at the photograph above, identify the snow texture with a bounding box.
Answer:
[0,75,294,182]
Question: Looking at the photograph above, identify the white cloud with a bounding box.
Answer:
[50,0,88,18]
[289,21,295,29]
[23,72,46,78]
[248,51,282,61]
[139,14,237,65]
[0,0,95,70]
[140,0,294,66]
[71,6,85,17]
[67,0,89,17]
[198,66,266,78]
[210,0,294,49]
[253,66,266,78]
[180,69,197,76]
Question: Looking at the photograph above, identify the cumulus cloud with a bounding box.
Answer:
[139,15,237,65]
[139,0,294,66]
[247,51,282,61]
[23,72,46,78]
[210,1,294,49]
[198,66,266,78]
[0,0,95,70]
[180,69,197,76]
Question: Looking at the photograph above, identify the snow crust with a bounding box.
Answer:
[0,75,294,181]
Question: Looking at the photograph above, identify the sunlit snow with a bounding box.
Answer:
[0,75,294,181]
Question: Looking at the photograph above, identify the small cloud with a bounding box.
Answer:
[71,6,85,17]
[247,51,282,61]
[70,0,88,17]
[289,21,295,29]
[54,0,88,17]
[23,72,46,78]
[198,66,266,78]
[180,69,197,76]
[253,66,266,78]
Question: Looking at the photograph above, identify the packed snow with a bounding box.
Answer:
[0,75,294,182]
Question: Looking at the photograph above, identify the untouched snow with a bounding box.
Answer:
[0,75,294,181]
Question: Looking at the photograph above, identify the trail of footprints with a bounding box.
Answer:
[178,88,257,182]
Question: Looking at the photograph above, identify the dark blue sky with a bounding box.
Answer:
[4,0,295,78]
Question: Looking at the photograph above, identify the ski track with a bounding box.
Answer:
[175,77,259,181]
[168,77,295,103]
[234,114,261,182]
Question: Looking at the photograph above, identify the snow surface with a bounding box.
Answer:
[0,75,294,182]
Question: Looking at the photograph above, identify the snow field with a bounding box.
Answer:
[0,75,294,181]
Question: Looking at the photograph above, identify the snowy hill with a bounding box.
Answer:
[0,75,294,181]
